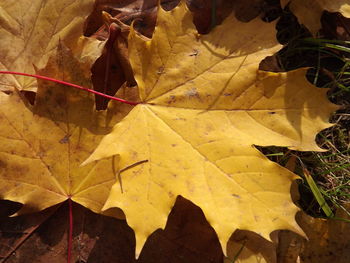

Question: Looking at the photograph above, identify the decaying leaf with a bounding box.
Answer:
[0,197,224,263]
[0,0,98,91]
[274,206,350,263]
[0,201,136,263]
[84,2,337,256]
[297,207,350,263]
[281,0,350,35]
[0,200,58,262]
[0,43,135,215]
[223,207,350,263]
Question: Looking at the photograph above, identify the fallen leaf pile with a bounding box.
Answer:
[0,0,346,262]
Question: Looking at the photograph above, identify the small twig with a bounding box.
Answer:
[117,160,148,193]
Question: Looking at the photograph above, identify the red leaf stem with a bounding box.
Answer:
[0,71,139,106]
[67,198,73,263]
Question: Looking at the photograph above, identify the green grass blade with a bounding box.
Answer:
[303,168,334,218]
[323,43,350,54]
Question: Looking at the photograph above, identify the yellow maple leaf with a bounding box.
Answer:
[0,0,102,91]
[83,2,338,256]
[281,0,350,35]
[0,43,134,215]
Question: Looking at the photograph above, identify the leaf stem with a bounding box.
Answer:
[68,198,73,263]
[0,71,139,105]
